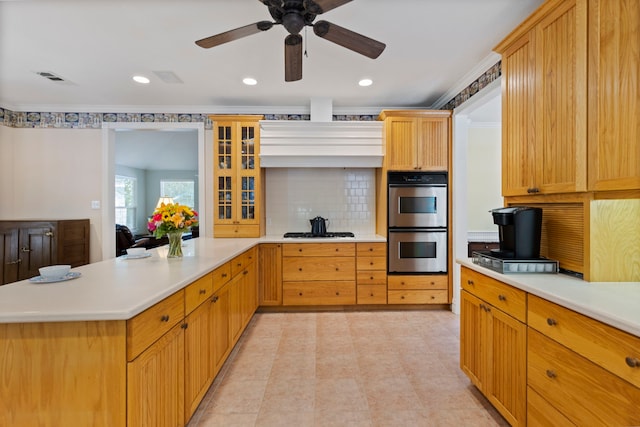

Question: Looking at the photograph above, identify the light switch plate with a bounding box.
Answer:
[91,200,101,209]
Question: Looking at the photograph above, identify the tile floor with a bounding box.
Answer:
[187,310,509,427]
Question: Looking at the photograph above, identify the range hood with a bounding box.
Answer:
[259,98,383,168]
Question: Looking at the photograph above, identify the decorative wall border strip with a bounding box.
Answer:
[0,108,377,130]
[441,61,501,111]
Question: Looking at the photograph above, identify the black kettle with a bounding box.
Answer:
[310,216,329,236]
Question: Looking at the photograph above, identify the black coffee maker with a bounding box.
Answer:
[491,207,542,259]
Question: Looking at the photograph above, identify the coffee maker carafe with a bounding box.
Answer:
[491,207,542,259]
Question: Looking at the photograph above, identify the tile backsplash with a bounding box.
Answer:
[265,168,376,235]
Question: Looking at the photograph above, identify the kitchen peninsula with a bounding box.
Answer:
[0,235,382,427]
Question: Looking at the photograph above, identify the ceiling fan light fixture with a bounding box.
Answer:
[133,75,150,84]
[243,77,258,86]
[359,78,373,87]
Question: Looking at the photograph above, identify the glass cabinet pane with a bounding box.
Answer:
[217,176,232,219]
[241,126,256,170]
[217,126,232,170]
[240,176,255,219]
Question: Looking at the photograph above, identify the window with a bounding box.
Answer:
[115,175,137,231]
[161,180,195,208]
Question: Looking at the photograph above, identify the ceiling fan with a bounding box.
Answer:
[195,0,386,82]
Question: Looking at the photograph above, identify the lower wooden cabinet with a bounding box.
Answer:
[184,296,213,420]
[127,322,185,427]
[356,243,387,304]
[388,275,449,304]
[460,267,527,427]
[259,243,282,305]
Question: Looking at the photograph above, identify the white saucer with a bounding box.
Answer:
[123,253,152,260]
[29,271,82,284]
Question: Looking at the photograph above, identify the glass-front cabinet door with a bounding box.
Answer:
[211,115,263,238]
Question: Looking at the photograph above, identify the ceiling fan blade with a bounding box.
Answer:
[195,21,273,49]
[313,20,386,59]
[284,34,303,82]
[312,0,353,14]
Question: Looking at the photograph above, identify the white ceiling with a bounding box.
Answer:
[1,0,543,113]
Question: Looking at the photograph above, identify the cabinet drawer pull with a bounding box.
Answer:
[498,294,506,301]
[467,280,474,286]
[299,292,303,296]
[370,262,374,266]
[370,293,374,297]
[527,187,540,194]
[335,292,340,296]
[199,289,206,294]
[221,273,228,278]
[6,259,21,265]
[546,369,557,379]
[546,318,558,326]
[335,268,339,271]
[299,249,303,252]
[625,357,640,368]
[160,315,170,322]
[370,276,374,280]
[299,268,303,271]
[211,295,219,303]
[430,281,435,286]
[45,231,54,237]
[20,247,31,253]
[369,248,374,252]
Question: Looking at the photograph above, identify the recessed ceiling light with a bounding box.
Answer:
[133,75,150,84]
[243,77,257,86]
[359,78,373,87]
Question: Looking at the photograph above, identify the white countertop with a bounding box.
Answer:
[457,258,640,338]
[0,235,386,324]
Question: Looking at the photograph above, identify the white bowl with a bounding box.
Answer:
[126,248,147,256]
[39,265,71,280]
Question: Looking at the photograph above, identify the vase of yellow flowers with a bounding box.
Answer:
[147,202,198,258]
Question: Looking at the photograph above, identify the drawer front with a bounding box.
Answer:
[283,257,355,281]
[214,224,260,238]
[184,274,213,314]
[283,281,356,305]
[283,243,356,257]
[356,256,386,271]
[356,270,387,286]
[127,290,185,361]
[357,284,387,305]
[230,247,257,277]
[527,386,576,427]
[461,267,526,322]
[212,262,231,292]
[356,242,386,256]
[388,274,448,290]
[388,289,448,304]
[528,328,640,426]
[528,294,640,389]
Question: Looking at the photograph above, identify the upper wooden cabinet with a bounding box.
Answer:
[497,0,640,196]
[378,110,451,171]
[497,0,588,196]
[211,115,264,238]
[587,0,640,192]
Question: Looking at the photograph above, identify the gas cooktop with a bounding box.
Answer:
[283,232,355,238]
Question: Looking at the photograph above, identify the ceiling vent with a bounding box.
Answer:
[36,71,67,82]
[153,71,184,84]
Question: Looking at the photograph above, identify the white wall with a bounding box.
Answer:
[466,126,502,232]
[0,126,105,261]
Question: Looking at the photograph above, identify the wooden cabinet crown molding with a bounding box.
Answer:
[378,109,451,120]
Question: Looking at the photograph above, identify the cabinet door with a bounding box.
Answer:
[460,290,487,390]
[214,122,235,225]
[211,284,230,377]
[0,226,19,285]
[228,272,243,346]
[18,224,55,280]
[487,304,527,427]
[259,243,282,306]
[184,302,212,422]
[535,0,587,194]
[127,323,184,427]
[416,117,449,171]
[588,0,640,191]
[236,122,260,226]
[502,29,537,196]
[385,117,418,170]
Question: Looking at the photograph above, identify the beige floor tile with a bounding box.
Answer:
[315,378,369,412]
[188,311,509,427]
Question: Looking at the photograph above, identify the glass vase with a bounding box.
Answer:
[167,231,183,258]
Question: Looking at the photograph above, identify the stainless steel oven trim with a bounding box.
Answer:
[388,185,447,228]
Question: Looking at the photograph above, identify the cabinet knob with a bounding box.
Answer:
[546,318,558,326]
[212,295,219,303]
[181,323,189,329]
[467,280,474,286]
[222,273,228,278]
[498,295,506,301]
[160,315,170,322]
[45,231,54,237]
[370,293,374,297]
[335,292,340,296]
[243,270,248,275]
[430,281,435,286]
[370,262,374,266]
[546,370,557,379]
[401,295,405,299]
[370,276,374,280]
[299,292,303,296]
[335,268,339,271]
[625,357,640,368]
[299,249,303,252]
[299,268,303,271]
[369,248,373,252]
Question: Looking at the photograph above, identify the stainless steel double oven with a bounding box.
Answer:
[387,172,448,274]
